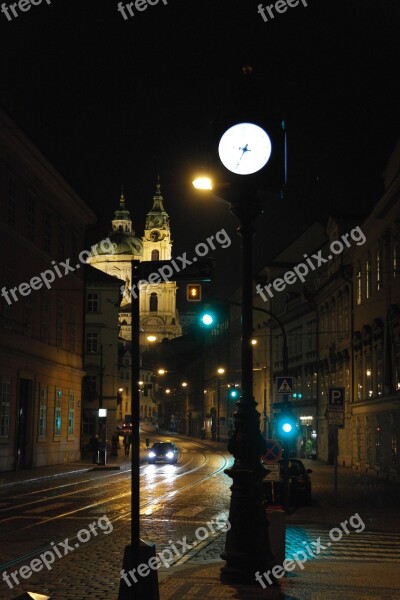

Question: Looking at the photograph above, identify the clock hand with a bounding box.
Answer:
[236,143,251,168]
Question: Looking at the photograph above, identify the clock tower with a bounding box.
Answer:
[140,181,181,346]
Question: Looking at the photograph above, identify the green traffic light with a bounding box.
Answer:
[229,389,239,399]
[282,422,293,433]
[201,313,214,326]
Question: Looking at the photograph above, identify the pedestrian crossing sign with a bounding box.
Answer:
[276,376,293,394]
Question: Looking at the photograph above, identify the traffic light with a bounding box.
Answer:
[199,306,216,327]
[276,404,296,438]
[228,387,240,400]
[292,393,302,399]
[187,284,202,302]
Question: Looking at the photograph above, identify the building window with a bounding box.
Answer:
[356,353,362,401]
[151,249,159,261]
[68,391,75,436]
[58,221,65,261]
[375,347,383,397]
[366,253,371,299]
[356,418,361,462]
[375,424,382,465]
[86,332,98,354]
[54,389,62,437]
[343,288,349,336]
[391,414,399,468]
[56,297,64,348]
[0,381,11,437]
[8,177,16,226]
[2,267,13,329]
[23,296,33,335]
[87,293,99,313]
[365,418,371,464]
[150,293,158,312]
[26,191,36,241]
[38,385,47,438]
[356,263,362,305]
[85,375,98,402]
[40,295,49,343]
[71,234,78,265]
[365,353,373,399]
[394,237,400,278]
[69,305,77,352]
[376,246,382,290]
[43,211,52,254]
[337,294,343,338]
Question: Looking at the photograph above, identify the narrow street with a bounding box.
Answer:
[0,435,399,599]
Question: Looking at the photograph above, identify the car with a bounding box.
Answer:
[262,458,312,506]
[147,441,179,464]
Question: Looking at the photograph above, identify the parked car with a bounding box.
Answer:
[147,441,179,464]
[262,458,312,505]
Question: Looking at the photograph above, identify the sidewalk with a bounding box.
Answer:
[0,439,150,488]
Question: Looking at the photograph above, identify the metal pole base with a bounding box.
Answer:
[220,463,276,584]
[118,540,160,600]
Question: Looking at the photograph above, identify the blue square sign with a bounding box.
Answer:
[329,387,344,409]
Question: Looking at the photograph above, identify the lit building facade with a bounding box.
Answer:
[0,109,96,471]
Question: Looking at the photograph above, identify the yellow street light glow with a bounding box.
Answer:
[158,369,166,375]
[181,382,188,387]
[138,380,144,385]
[147,335,157,342]
[165,388,171,394]
[192,176,213,191]
[217,368,225,375]
[251,339,257,345]
[118,387,123,392]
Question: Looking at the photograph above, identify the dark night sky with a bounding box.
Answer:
[1,0,400,298]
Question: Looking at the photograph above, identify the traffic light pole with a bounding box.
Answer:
[118,260,159,600]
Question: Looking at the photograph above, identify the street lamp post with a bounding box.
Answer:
[218,188,275,584]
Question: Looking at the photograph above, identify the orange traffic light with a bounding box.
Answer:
[187,284,201,301]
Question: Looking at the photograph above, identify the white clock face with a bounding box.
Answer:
[218,122,272,175]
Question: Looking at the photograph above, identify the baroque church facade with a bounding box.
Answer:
[88,182,182,347]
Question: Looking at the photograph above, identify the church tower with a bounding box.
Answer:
[87,183,181,346]
[139,181,182,346]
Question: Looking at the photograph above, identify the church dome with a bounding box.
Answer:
[104,231,143,256]
[93,190,143,257]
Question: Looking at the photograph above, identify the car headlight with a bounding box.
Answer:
[148,451,156,458]
[166,451,174,459]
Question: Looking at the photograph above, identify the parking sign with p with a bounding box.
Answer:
[329,387,344,409]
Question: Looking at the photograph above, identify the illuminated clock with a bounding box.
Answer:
[218,122,272,175]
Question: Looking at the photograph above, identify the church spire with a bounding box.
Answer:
[145,177,169,230]
[112,188,133,234]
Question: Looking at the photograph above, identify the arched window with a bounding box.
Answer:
[150,293,158,312]
[151,249,159,261]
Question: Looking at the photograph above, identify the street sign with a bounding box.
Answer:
[262,439,283,464]
[329,387,345,409]
[263,463,281,481]
[276,376,293,394]
[328,410,345,428]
